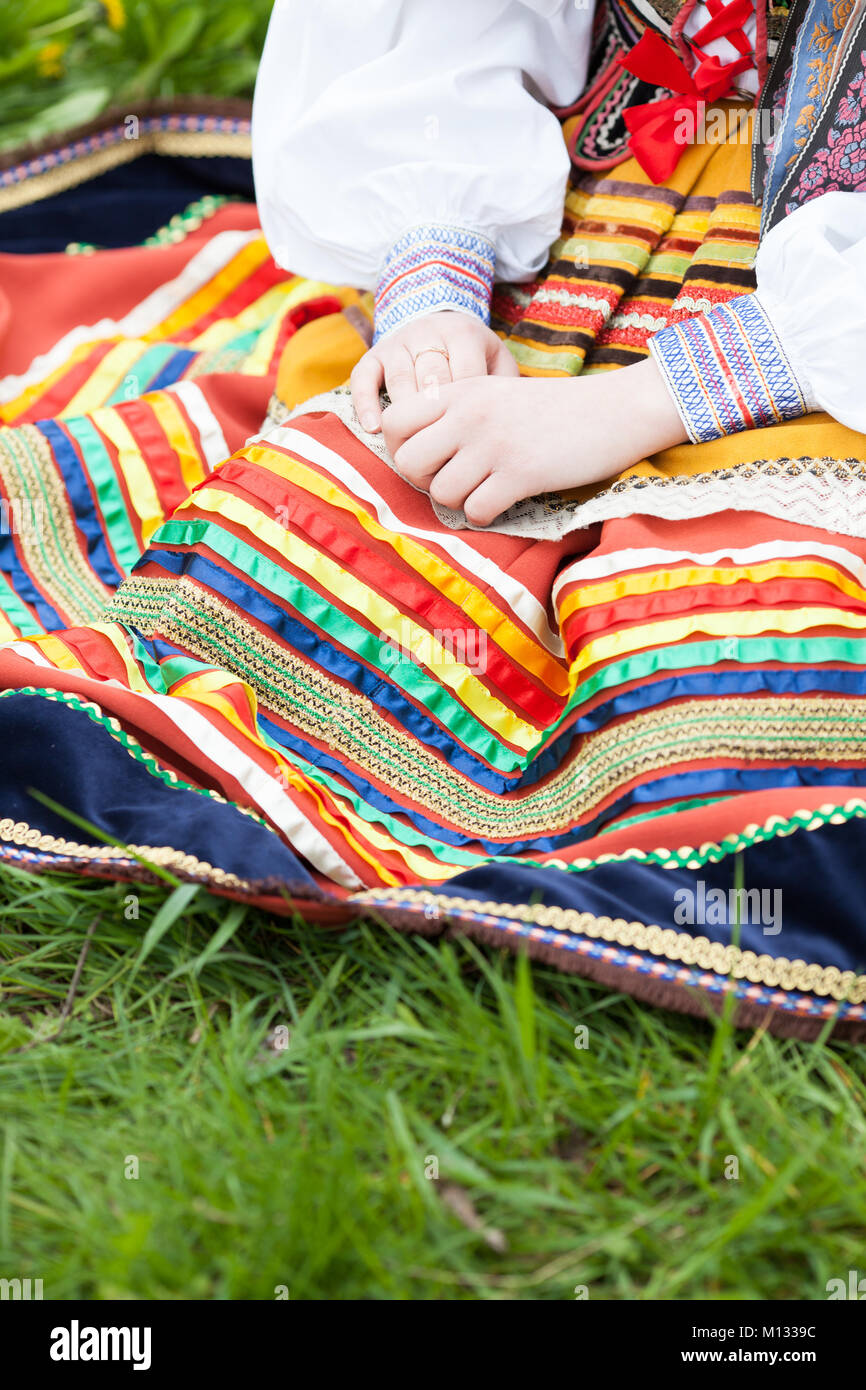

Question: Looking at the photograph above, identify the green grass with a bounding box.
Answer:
[0,0,273,151]
[2,862,866,1299]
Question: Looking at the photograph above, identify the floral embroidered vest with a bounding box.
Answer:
[752,0,866,230]
[563,0,866,233]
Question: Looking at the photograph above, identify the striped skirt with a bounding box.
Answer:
[3,104,866,1039]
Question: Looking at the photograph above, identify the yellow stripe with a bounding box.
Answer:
[89,406,164,545]
[25,632,88,672]
[559,558,866,625]
[151,238,272,340]
[565,191,675,230]
[573,605,866,677]
[147,391,207,493]
[1,341,102,423]
[179,485,542,751]
[63,340,145,416]
[189,282,292,352]
[192,277,351,375]
[315,783,476,883]
[88,621,155,691]
[245,443,569,697]
[170,669,401,885]
[147,674,471,885]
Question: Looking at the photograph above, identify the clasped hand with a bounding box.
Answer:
[350,309,687,527]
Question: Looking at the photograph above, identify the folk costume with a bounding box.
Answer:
[1,0,866,1037]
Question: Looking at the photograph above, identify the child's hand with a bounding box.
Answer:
[381,358,688,526]
[350,310,518,434]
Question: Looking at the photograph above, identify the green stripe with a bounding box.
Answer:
[0,566,43,636]
[557,235,650,271]
[104,344,178,405]
[596,795,728,835]
[110,589,525,810]
[64,415,142,572]
[645,253,693,276]
[125,628,175,693]
[150,517,532,772]
[692,241,757,266]
[154,653,218,687]
[506,341,586,373]
[275,744,481,868]
[557,634,866,731]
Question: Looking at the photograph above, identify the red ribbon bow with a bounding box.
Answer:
[617,28,753,183]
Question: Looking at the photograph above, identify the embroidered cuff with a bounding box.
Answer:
[649,294,809,443]
[373,223,495,344]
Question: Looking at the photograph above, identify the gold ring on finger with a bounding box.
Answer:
[410,346,450,365]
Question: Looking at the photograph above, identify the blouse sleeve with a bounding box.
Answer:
[251,0,591,339]
[649,191,866,440]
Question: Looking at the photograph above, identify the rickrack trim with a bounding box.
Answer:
[534,797,866,874]
[0,686,273,832]
[66,193,231,255]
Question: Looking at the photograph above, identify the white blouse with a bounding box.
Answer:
[252,0,866,437]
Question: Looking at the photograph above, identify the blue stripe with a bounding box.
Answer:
[0,528,62,629]
[40,420,125,587]
[147,348,198,392]
[131,547,505,786]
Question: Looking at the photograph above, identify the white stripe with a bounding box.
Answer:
[0,230,261,404]
[552,537,866,606]
[7,644,362,889]
[169,380,230,472]
[257,423,566,657]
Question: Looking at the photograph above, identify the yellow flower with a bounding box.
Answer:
[102,0,126,29]
[37,42,65,78]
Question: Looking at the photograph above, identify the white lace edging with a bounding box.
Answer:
[264,389,866,544]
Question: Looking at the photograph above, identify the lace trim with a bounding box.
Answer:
[272,390,866,544]
[545,456,866,540]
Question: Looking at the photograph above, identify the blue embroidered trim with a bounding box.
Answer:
[649,295,809,444]
[373,223,495,343]
[0,113,251,189]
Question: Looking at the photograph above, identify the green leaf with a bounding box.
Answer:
[151,5,204,65]
[192,902,247,975]
[133,882,200,972]
[514,950,536,1064]
[0,1013,33,1054]
[24,85,110,139]
[204,5,255,48]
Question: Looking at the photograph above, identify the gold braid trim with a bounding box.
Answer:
[353,886,866,1002]
[0,816,248,891]
[0,427,112,621]
[106,577,866,838]
[0,131,251,214]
